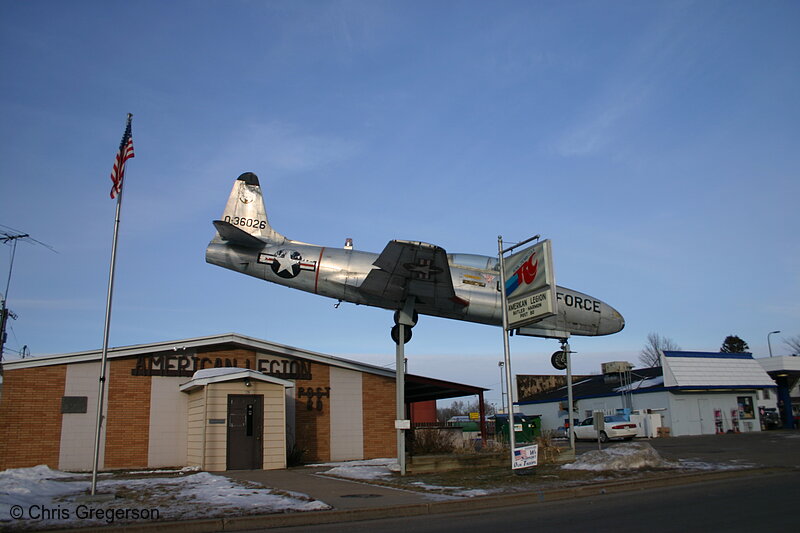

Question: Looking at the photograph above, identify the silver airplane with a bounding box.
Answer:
[206,173,624,343]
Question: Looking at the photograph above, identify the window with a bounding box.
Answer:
[737,396,755,420]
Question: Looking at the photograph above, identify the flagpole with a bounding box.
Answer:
[90,114,132,496]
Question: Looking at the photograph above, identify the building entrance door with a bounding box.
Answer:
[227,395,263,470]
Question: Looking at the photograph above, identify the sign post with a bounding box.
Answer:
[498,235,556,471]
[593,411,605,450]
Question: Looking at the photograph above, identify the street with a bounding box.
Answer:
[264,470,799,533]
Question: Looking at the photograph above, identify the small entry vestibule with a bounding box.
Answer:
[180,368,293,471]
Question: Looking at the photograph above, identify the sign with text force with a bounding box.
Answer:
[504,239,556,330]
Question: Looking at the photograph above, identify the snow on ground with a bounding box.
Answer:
[0,465,328,530]
[562,442,674,471]
[674,459,756,470]
[311,458,400,481]
[313,458,497,498]
[561,442,757,471]
[408,482,493,498]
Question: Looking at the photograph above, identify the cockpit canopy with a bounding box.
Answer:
[447,253,499,271]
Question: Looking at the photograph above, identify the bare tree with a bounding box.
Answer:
[436,400,466,422]
[785,335,800,355]
[639,332,680,367]
[436,398,495,422]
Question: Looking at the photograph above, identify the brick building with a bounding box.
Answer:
[0,333,484,472]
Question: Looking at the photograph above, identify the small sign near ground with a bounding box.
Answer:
[512,444,538,470]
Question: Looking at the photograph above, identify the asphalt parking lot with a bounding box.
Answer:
[629,429,800,468]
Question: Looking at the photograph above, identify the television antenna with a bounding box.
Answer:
[1,224,57,361]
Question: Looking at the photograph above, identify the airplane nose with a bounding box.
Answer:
[598,304,625,335]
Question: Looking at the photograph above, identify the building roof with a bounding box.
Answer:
[757,355,800,375]
[1,332,402,377]
[518,351,777,406]
[179,368,295,393]
[517,366,664,405]
[0,332,487,403]
[661,351,777,388]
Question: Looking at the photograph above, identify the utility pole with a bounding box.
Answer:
[1,229,56,361]
[0,233,27,361]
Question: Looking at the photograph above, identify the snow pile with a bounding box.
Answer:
[561,442,675,471]
[314,458,398,480]
[113,471,330,515]
[0,465,328,530]
[0,465,87,512]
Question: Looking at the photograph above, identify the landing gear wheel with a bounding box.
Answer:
[391,324,412,345]
[551,350,567,370]
[599,431,609,443]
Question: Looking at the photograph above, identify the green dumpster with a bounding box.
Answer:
[494,414,541,443]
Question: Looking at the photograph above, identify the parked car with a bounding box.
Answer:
[573,414,638,442]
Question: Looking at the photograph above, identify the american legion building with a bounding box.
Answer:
[0,333,485,472]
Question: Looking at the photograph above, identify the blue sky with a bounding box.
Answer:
[1,1,798,408]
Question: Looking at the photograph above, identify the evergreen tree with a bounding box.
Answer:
[720,335,750,353]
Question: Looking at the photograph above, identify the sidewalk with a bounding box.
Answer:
[225,466,442,511]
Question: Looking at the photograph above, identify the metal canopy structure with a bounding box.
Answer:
[758,356,800,429]
[405,373,489,446]
[405,374,488,403]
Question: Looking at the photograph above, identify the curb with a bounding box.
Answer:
[48,467,787,532]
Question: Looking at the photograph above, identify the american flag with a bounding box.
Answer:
[110,114,134,199]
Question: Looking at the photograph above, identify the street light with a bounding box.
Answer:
[768,330,781,357]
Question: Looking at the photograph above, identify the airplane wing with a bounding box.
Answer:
[212,220,266,248]
[359,240,468,311]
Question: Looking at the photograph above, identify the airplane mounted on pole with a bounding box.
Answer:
[206,172,624,343]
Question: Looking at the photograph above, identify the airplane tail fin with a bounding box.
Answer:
[215,172,286,245]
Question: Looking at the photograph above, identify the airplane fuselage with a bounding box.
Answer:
[206,172,624,339]
[206,240,624,337]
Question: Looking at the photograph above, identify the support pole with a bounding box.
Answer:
[478,391,487,445]
[395,322,406,475]
[564,339,575,454]
[497,236,517,464]
[395,297,415,476]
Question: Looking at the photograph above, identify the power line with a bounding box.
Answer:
[1,227,57,361]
